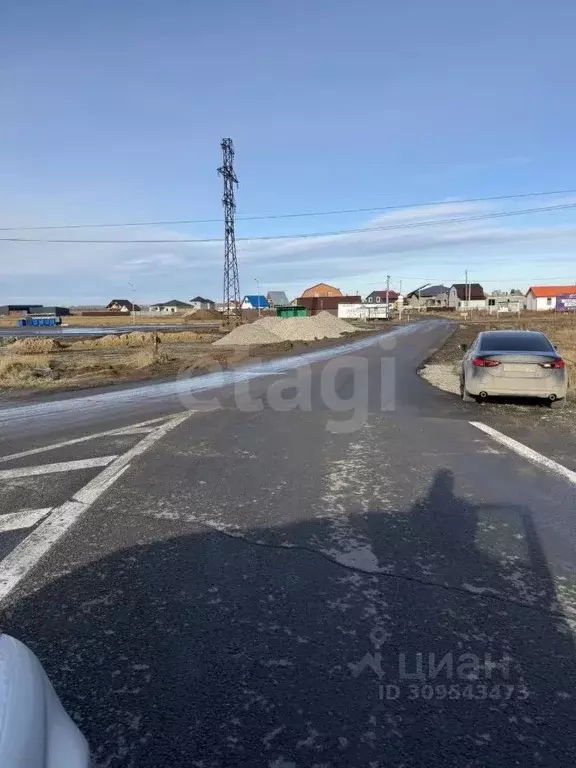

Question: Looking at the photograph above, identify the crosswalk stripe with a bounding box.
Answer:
[0,455,118,480]
[0,508,52,532]
[0,415,174,464]
[0,411,193,604]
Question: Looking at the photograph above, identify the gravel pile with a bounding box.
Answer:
[212,324,283,346]
[214,311,358,346]
[253,317,283,329]
[314,311,357,335]
[266,317,334,342]
[419,363,460,395]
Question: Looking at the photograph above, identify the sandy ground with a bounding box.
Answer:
[0,324,387,396]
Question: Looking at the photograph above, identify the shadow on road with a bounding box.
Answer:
[4,469,576,767]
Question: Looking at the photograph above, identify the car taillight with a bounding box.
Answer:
[472,357,500,367]
[541,359,566,369]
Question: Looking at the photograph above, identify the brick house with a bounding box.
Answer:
[301,283,343,299]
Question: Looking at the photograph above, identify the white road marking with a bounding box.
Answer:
[111,426,158,436]
[0,508,52,532]
[0,411,192,603]
[0,455,118,480]
[0,415,172,464]
[470,421,576,486]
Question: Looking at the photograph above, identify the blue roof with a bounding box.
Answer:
[243,295,269,308]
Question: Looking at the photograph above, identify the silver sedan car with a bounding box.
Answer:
[460,330,568,407]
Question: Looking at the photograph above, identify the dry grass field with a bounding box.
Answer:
[0,330,223,390]
[0,313,222,328]
[0,329,301,391]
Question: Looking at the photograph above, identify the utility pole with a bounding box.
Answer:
[218,138,241,326]
[128,281,136,326]
[386,274,390,319]
[255,278,261,317]
[465,269,469,311]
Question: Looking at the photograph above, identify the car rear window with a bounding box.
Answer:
[479,333,554,352]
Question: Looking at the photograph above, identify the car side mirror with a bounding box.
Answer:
[459,343,468,352]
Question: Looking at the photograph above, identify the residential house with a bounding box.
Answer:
[365,290,400,304]
[149,299,193,314]
[405,284,450,309]
[241,295,270,310]
[448,284,486,310]
[526,285,576,311]
[301,283,343,299]
[266,291,290,307]
[487,291,526,314]
[106,299,140,313]
[216,301,240,314]
[188,296,215,310]
[0,304,43,316]
[297,295,361,315]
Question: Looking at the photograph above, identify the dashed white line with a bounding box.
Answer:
[0,411,193,603]
[470,421,576,486]
[0,508,52,532]
[0,455,118,480]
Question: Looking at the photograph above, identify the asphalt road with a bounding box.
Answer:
[2,318,576,767]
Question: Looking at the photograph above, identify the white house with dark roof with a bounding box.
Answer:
[149,299,193,314]
[448,284,486,310]
[188,296,215,310]
[106,299,141,313]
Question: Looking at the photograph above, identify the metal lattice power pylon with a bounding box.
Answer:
[217,138,241,325]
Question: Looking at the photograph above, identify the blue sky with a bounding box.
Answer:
[2,0,576,304]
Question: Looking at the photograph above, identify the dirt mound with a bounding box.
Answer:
[159,331,216,343]
[185,309,221,321]
[213,324,282,346]
[9,338,63,354]
[124,349,156,369]
[95,332,159,348]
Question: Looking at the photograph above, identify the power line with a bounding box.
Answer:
[1,200,575,244]
[1,187,576,232]
[371,275,576,287]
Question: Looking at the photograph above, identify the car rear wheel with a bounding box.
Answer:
[460,375,476,403]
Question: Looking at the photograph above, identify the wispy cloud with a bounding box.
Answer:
[1,200,576,302]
